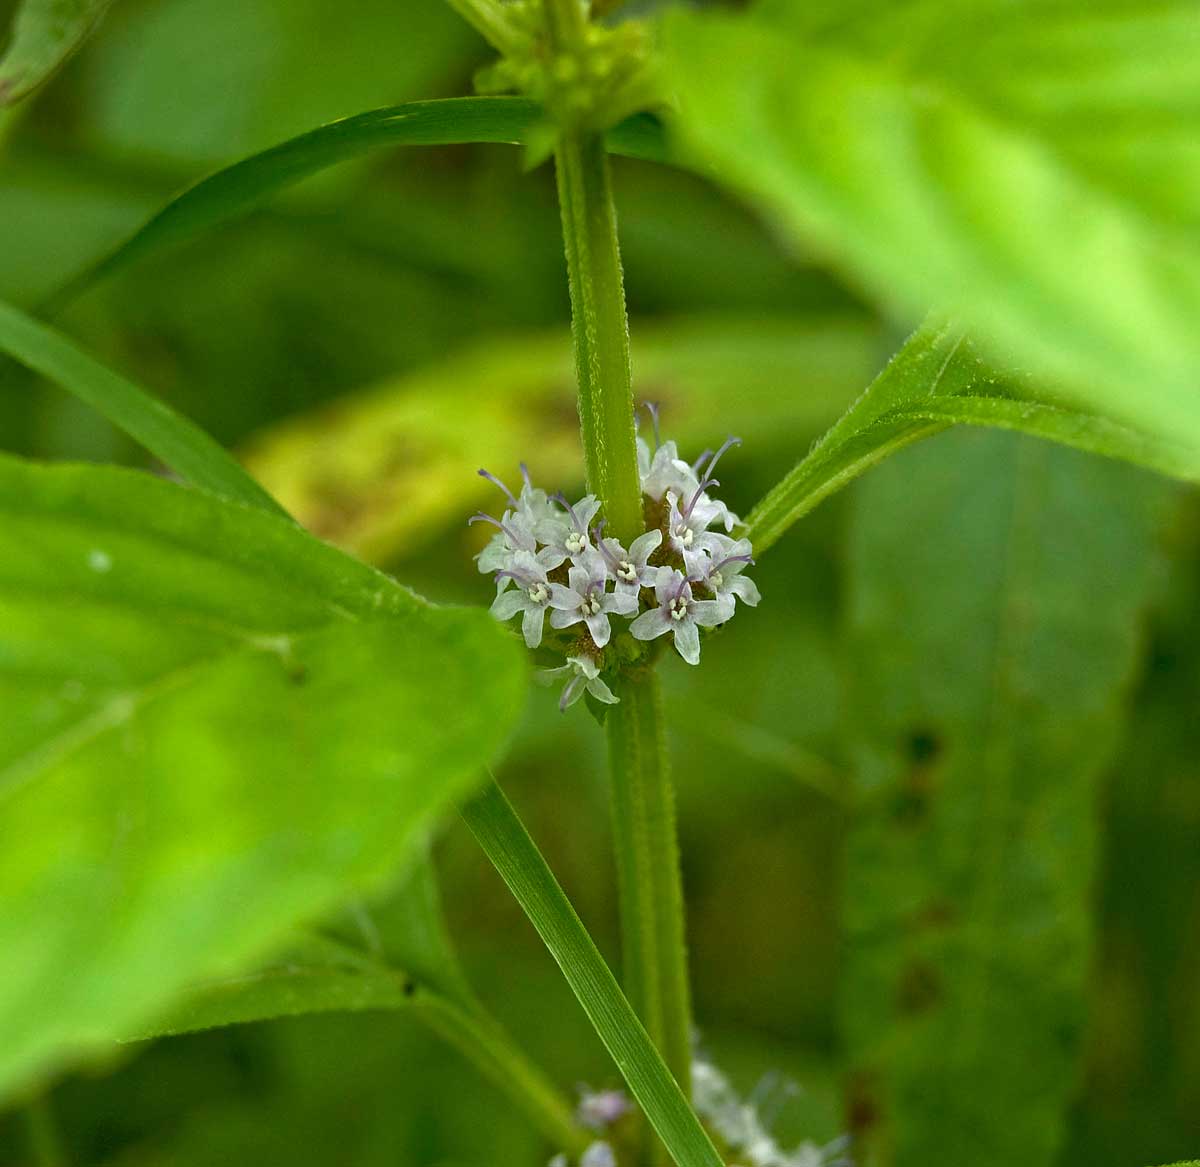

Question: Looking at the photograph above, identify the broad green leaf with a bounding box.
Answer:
[840,429,1173,1167]
[0,456,527,1098]
[662,4,1200,449]
[0,0,111,105]
[0,299,285,514]
[48,97,669,311]
[744,319,1200,554]
[463,778,725,1167]
[245,315,880,562]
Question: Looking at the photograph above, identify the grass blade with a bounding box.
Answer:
[461,778,724,1167]
[47,97,670,312]
[0,299,284,515]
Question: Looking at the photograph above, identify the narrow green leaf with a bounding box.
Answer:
[47,97,669,311]
[0,0,111,106]
[663,4,1200,448]
[743,319,1200,554]
[0,456,527,1098]
[840,429,1173,1167]
[462,778,725,1167]
[122,933,415,1040]
[0,299,285,515]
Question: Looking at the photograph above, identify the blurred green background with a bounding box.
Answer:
[1,1,1197,1165]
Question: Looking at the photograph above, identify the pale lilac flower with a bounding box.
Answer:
[595,525,662,599]
[664,488,730,558]
[687,537,759,610]
[489,550,556,648]
[537,655,619,711]
[549,549,637,648]
[629,568,728,665]
[580,1144,616,1167]
[576,1086,632,1131]
[536,494,602,563]
[689,436,743,532]
[471,509,539,584]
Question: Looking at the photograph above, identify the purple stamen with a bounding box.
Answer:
[519,462,532,489]
[692,448,713,475]
[552,492,583,532]
[671,573,693,605]
[682,476,719,522]
[469,511,522,545]
[703,435,742,482]
[593,526,622,570]
[478,468,517,508]
[495,567,534,587]
[712,553,754,574]
[643,402,661,451]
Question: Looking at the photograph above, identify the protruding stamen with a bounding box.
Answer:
[519,462,533,489]
[478,468,517,508]
[470,511,522,546]
[692,448,713,475]
[643,402,661,451]
[712,553,754,574]
[594,531,621,570]
[703,435,742,482]
[552,491,583,532]
[683,477,719,522]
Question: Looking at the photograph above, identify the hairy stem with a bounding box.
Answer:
[606,670,693,1152]
[554,127,643,542]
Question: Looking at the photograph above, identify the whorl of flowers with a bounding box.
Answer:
[471,406,759,711]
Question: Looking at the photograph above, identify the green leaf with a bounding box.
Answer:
[0,299,285,515]
[0,455,527,1098]
[662,3,1200,449]
[840,429,1173,1167]
[47,97,669,312]
[744,319,1200,554]
[462,778,725,1167]
[0,0,111,106]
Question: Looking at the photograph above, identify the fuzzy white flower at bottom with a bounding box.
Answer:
[629,567,729,666]
[538,655,619,712]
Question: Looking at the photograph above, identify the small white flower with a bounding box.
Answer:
[580,1143,617,1167]
[576,1086,632,1130]
[629,567,729,665]
[637,435,700,503]
[536,494,602,564]
[489,550,557,648]
[538,655,620,711]
[686,537,759,610]
[595,527,662,599]
[549,549,637,648]
[472,509,539,585]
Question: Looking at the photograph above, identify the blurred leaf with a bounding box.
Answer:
[122,933,416,1040]
[0,456,527,1098]
[49,98,668,311]
[462,778,725,1167]
[745,319,1200,553]
[0,298,284,512]
[244,314,880,563]
[663,3,1200,448]
[840,429,1173,1167]
[72,0,479,165]
[0,0,110,105]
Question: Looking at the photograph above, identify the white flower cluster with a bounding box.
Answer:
[471,411,759,710]
[692,1056,851,1167]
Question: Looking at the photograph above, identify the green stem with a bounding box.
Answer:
[24,1093,66,1167]
[554,127,644,542]
[442,0,527,56]
[606,671,693,1106]
[413,994,589,1156]
[461,779,724,1167]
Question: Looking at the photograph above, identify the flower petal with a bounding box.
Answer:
[691,598,732,627]
[490,590,528,621]
[522,605,545,648]
[630,608,672,641]
[629,527,663,564]
[550,607,582,630]
[548,584,580,611]
[586,677,620,705]
[672,618,701,665]
[585,611,612,648]
[730,576,761,607]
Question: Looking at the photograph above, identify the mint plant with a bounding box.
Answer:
[1,1,1199,1166]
